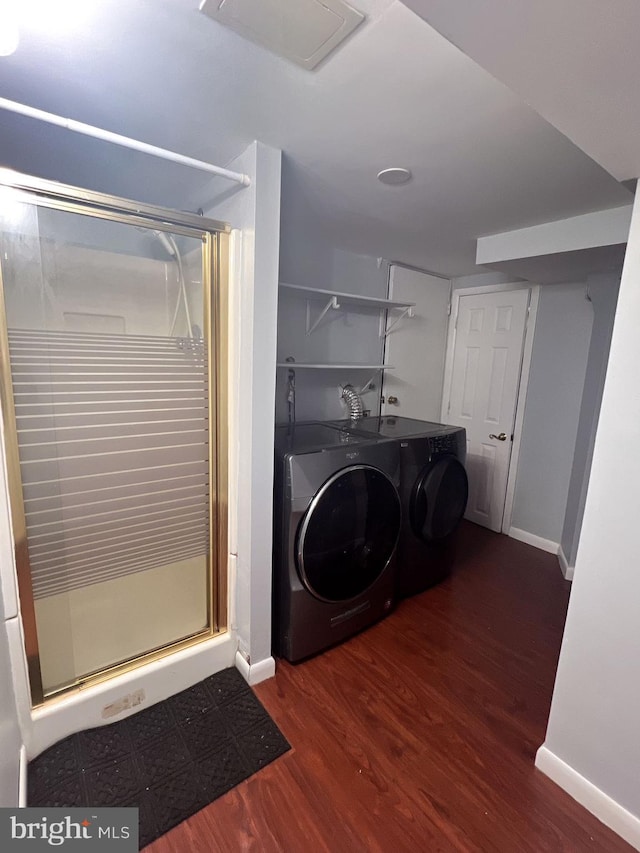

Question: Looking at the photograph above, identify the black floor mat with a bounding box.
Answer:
[28,667,290,849]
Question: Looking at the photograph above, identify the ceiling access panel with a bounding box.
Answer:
[199,0,365,70]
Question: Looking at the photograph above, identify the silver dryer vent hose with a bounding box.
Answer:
[341,384,364,420]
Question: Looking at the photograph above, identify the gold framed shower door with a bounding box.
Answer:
[0,172,230,706]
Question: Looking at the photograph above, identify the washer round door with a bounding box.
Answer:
[410,455,468,542]
[296,465,401,602]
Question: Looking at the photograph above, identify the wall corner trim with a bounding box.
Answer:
[235,651,276,686]
[557,546,574,581]
[508,527,559,555]
[536,745,640,851]
[19,745,27,807]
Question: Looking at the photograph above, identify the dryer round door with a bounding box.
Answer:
[296,465,401,602]
[410,455,468,542]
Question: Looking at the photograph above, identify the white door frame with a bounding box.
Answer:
[440,282,540,534]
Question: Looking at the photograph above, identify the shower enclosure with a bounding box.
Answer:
[0,173,228,705]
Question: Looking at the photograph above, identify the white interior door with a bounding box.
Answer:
[381,265,450,419]
[444,288,530,532]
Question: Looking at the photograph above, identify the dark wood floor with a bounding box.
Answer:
[146,522,632,852]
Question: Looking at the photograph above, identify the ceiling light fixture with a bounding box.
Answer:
[377,167,412,186]
[0,0,92,50]
[0,5,19,56]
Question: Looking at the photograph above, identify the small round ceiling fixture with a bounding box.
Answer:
[377,167,412,186]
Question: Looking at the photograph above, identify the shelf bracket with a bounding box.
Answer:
[306,296,340,335]
[381,306,415,338]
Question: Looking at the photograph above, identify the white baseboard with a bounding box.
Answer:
[508,526,560,555]
[536,745,640,851]
[18,745,27,807]
[557,546,574,581]
[235,651,276,686]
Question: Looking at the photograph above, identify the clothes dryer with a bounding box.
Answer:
[331,417,468,597]
[273,423,401,662]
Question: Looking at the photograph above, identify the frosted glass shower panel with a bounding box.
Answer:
[0,206,211,696]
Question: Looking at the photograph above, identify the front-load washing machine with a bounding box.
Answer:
[330,416,468,598]
[273,422,401,662]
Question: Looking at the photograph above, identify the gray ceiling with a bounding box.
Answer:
[405,0,640,183]
[0,0,632,275]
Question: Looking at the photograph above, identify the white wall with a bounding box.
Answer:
[277,226,388,421]
[278,173,332,293]
[0,424,22,805]
[204,141,281,675]
[476,205,632,265]
[0,614,21,807]
[452,271,519,290]
[382,265,450,421]
[536,191,640,851]
[330,249,387,299]
[509,282,593,544]
[560,271,621,572]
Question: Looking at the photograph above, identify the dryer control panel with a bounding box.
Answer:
[429,433,458,455]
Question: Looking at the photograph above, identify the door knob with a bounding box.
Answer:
[489,432,507,441]
[387,396,398,405]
